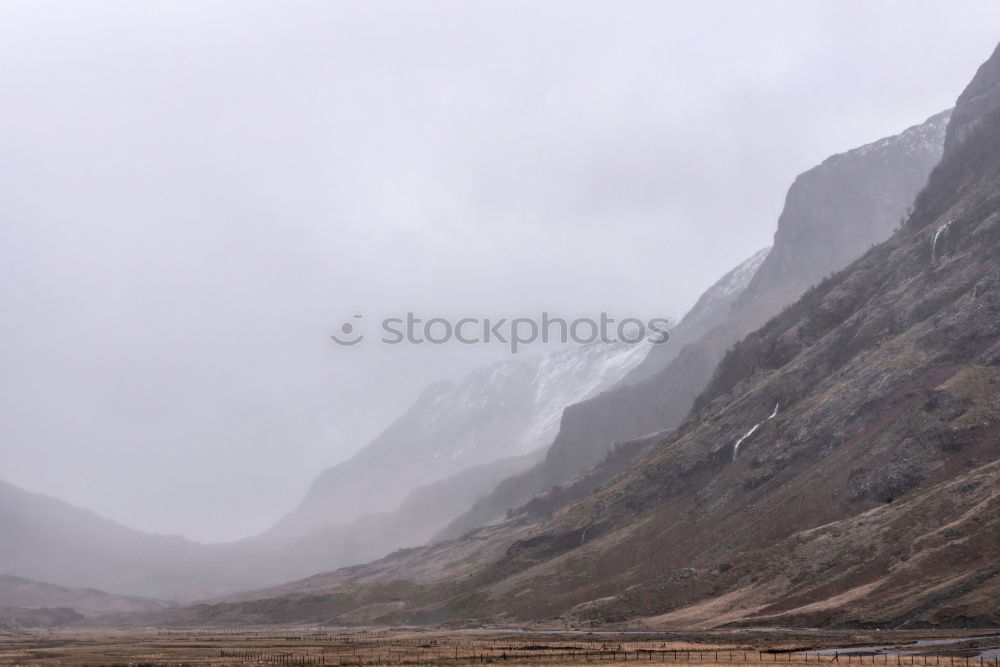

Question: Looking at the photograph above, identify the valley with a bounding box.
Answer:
[2,8,999,664]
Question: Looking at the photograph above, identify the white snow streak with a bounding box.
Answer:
[732,402,780,460]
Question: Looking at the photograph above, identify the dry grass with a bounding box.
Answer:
[1,628,998,667]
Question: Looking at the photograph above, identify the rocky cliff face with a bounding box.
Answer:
[737,109,951,319]
[443,110,950,539]
[148,42,1000,630]
[944,42,1000,157]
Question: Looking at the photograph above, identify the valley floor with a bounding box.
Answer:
[0,627,997,666]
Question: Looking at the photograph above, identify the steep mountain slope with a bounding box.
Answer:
[437,248,770,540]
[476,67,1000,626]
[265,342,649,541]
[944,44,1000,157]
[481,94,1000,625]
[0,575,171,616]
[147,43,1000,629]
[443,110,950,539]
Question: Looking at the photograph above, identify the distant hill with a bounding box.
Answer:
[0,479,252,601]
[0,574,171,616]
[0,606,83,629]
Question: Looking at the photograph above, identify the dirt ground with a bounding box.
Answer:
[0,627,997,666]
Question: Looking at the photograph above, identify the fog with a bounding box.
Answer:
[2,1,999,542]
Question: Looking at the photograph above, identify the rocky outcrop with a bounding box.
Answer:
[944,41,1000,157]
[736,109,951,318]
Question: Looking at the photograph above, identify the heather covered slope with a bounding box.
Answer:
[140,44,1000,628]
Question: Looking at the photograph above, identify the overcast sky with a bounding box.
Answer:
[2,1,1000,542]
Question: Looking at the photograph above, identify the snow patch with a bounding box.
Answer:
[732,402,780,460]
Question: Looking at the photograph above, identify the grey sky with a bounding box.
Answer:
[2,1,999,542]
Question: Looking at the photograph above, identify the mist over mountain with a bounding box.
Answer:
[0,575,171,617]
[438,246,770,539]
[623,247,772,385]
[441,110,950,540]
[3,5,1000,644]
[0,343,648,599]
[0,99,959,611]
[134,40,1000,629]
[265,342,649,542]
[0,479,246,600]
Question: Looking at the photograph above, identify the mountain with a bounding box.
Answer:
[264,342,650,541]
[465,76,999,625]
[0,575,171,616]
[143,42,1000,629]
[0,479,255,601]
[232,452,541,584]
[438,246,771,539]
[441,109,951,539]
[735,109,952,319]
[4,105,944,603]
[0,343,646,600]
[0,457,542,602]
[0,606,84,630]
[944,44,1000,158]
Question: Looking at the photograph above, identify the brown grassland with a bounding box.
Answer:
[0,628,998,667]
